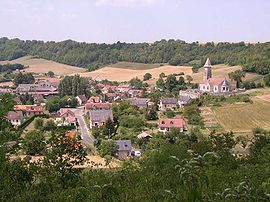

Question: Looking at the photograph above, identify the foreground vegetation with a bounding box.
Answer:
[0,38,270,74]
[2,94,270,201]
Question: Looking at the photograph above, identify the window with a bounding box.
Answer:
[161,121,165,124]
[170,121,173,124]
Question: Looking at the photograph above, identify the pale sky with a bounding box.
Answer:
[0,0,269,43]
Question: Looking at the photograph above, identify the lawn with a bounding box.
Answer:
[213,97,270,133]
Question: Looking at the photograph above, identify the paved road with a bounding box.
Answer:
[72,107,94,145]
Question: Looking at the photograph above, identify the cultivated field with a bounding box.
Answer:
[213,96,270,133]
[107,62,164,70]
[0,56,86,76]
[77,64,193,82]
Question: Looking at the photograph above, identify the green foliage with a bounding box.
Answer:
[1,38,270,75]
[43,119,57,131]
[0,63,25,73]
[119,115,146,129]
[228,70,246,88]
[13,72,35,86]
[129,77,143,89]
[22,130,46,155]
[46,96,78,112]
[46,71,55,77]
[146,108,158,120]
[34,117,44,129]
[264,74,270,87]
[59,75,88,97]
[143,73,152,81]
[98,140,118,157]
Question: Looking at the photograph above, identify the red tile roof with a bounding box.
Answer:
[159,118,186,128]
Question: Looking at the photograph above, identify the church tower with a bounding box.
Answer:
[204,58,212,80]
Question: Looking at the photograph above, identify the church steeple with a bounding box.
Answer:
[204,58,212,80]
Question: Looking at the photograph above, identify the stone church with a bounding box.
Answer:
[199,58,234,95]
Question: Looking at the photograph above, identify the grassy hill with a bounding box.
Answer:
[0,56,86,76]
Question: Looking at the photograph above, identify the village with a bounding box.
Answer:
[1,57,254,165]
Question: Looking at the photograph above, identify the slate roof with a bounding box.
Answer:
[6,111,23,121]
[160,98,178,104]
[130,98,149,107]
[89,109,113,122]
[116,140,132,151]
[204,58,212,68]
[77,95,87,102]
[179,95,192,103]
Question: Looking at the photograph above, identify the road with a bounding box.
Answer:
[72,107,94,145]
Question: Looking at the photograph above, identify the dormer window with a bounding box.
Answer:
[170,121,173,124]
[161,121,165,124]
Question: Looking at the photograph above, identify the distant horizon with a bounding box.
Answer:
[1,0,270,43]
[1,36,269,44]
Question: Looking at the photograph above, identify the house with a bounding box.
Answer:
[117,84,131,93]
[89,109,113,128]
[137,131,153,139]
[6,111,24,126]
[13,97,22,105]
[199,58,234,95]
[16,83,58,96]
[130,98,149,109]
[32,94,44,104]
[158,118,187,132]
[0,88,13,94]
[116,140,132,159]
[76,95,87,106]
[159,98,178,111]
[85,103,113,110]
[178,95,192,108]
[56,108,77,126]
[14,105,44,116]
[87,96,102,104]
[128,89,143,98]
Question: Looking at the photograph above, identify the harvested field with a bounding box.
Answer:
[0,56,86,76]
[213,97,270,133]
[77,65,193,82]
[107,62,164,70]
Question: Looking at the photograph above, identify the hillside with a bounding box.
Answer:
[0,56,86,76]
[76,64,193,82]
[0,37,269,74]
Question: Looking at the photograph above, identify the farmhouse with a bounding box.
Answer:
[158,118,187,132]
[14,105,44,116]
[6,111,24,126]
[89,109,113,129]
[116,140,132,159]
[199,58,234,95]
[130,98,150,109]
[159,98,178,111]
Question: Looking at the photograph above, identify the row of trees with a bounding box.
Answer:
[1,37,270,74]
[0,63,25,73]
[58,75,88,97]
[13,72,35,86]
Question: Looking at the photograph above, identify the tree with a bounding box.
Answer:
[98,140,118,157]
[146,108,158,120]
[165,74,178,91]
[264,74,270,87]
[22,130,46,155]
[47,71,55,78]
[129,77,143,89]
[143,73,152,81]
[229,70,246,88]
[156,77,165,90]
[186,75,193,84]
[44,120,56,130]
[102,119,115,139]
[13,72,35,86]
[34,117,44,129]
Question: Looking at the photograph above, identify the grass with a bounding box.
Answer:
[212,97,270,133]
[0,56,86,76]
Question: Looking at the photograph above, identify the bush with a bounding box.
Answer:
[34,117,44,129]
[22,130,46,155]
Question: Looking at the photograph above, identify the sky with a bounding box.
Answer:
[0,0,269,43]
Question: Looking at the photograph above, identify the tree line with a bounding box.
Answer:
[0,37,270,74]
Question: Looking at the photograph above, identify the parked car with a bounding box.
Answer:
[131,150,141,158]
